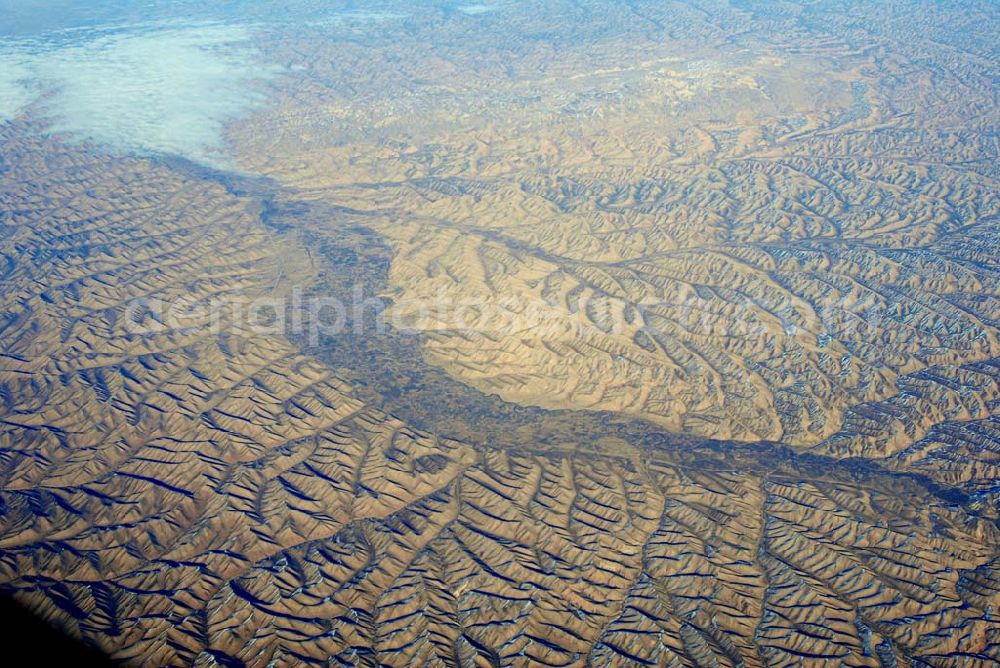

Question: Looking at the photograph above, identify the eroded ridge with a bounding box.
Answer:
[232,0,1000,452]
[1,128,999,666]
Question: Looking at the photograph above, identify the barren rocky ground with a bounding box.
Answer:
[1,1,999,665]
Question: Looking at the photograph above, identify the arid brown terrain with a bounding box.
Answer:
[2,1,1000,666]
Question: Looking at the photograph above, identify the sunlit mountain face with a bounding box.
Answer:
[1,1,999,666]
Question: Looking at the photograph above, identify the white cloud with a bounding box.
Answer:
[0,22,277,164]
[457,5,499,16]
